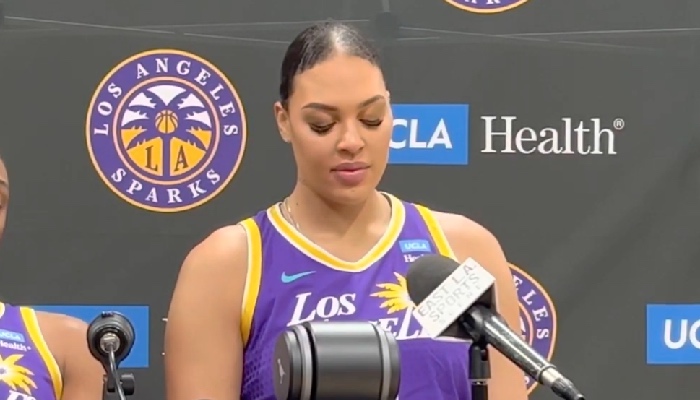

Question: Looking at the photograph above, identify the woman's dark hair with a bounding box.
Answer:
[279,21,381,107]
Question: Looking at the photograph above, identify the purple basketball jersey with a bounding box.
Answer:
[0,303,62,400]
[239,194,471,400]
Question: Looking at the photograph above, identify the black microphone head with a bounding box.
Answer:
[87,311,135,366]
[406,254,460,305]
[406,254,495,341]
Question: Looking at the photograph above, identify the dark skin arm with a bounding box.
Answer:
[38,312,104,400]
[435,212,528,400]
[165,225,249,400]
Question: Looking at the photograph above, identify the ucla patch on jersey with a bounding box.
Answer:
[0,330,24,343]
[399,239,432,253]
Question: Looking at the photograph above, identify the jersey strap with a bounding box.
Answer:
[414,204,456,259]
[240,218,263,347]
[19,307,63,399]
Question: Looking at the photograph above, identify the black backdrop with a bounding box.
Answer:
[2,0,700,398]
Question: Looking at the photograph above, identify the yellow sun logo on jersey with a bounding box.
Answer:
[0,354,37,394]
[371,272,413,314]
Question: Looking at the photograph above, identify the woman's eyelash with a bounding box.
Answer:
[309,119,383,133]
[310,124,334,133]
[362,119,383,127]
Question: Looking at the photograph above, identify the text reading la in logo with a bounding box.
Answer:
[86,49,247,212]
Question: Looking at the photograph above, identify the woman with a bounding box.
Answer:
[164,21,527,400]
[0,156,103,400]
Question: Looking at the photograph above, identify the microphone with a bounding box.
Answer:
[274,321,400,400]
[87,311,137,400]
[406,255,584,400]
[87,311,135,367]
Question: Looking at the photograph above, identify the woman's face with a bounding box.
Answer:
[275,53,392,205]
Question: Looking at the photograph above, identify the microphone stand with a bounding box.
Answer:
[101,349,135,400]
[469,337,490,400]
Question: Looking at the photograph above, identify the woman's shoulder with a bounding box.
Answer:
[34,309,88,352]
[34,309,86,333]
[33,310,105,395]
[419,206,499,245]
[177,219,256,292]
[192,203,275,257]
[425,208,512,280]
[33,310,95,372]
[191,217,259,262]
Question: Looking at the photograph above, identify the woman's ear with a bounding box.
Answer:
[273,101,292,143]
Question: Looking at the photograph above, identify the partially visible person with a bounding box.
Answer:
[0,155,104,400]
[165,21,527,400]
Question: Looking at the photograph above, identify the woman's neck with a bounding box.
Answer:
[285,184,390,236]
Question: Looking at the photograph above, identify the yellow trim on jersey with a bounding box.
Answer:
[267,193,406,272]
[20,307,63,400]
[0,303,5,319]
[415,204,456,259]
[240,218,263,347]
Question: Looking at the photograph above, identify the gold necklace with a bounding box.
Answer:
[283,197,301,231]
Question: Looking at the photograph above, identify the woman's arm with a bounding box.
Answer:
[435,212,528,400]
[165,225,249,400]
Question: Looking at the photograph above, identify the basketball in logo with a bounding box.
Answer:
[444,0,530,13]
[509,263,556,394]
[86,49,247,212]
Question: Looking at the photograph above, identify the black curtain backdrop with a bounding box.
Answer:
[1,0,698,399]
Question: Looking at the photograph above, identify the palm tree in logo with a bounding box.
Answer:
[121,84,211,178]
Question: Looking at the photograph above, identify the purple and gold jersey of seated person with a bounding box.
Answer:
[238,194,471,400]
[0,303,62,400]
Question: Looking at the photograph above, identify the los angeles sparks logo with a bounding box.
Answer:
[509,263,556,394]
[86,49,247,212]
[445,0,530,14]
[374,267,556,395]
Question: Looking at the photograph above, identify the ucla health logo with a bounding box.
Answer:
[389,104,469,165]
[445,0,530,13]
[646,304,700,364]
[87,49,247,212]
[0,328,28,352]
[509,264,556,394]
